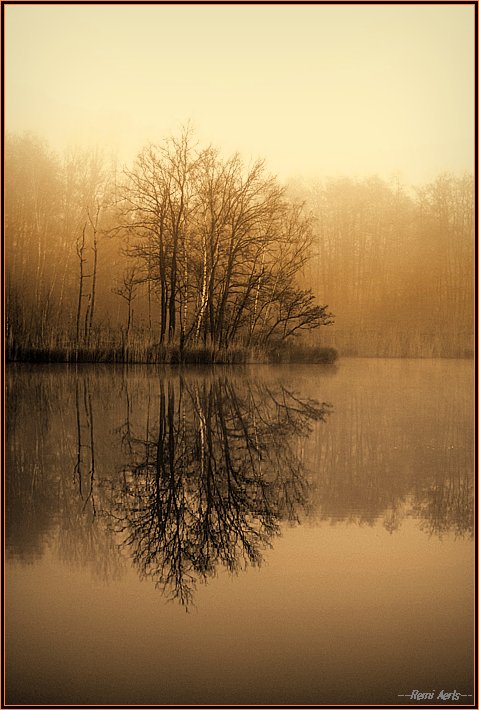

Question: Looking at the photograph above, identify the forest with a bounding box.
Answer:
[5,129,474,362]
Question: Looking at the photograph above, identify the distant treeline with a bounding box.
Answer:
[289,172,474,358]
[5,130,474,360]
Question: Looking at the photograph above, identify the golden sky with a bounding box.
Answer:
[5,3,474,184]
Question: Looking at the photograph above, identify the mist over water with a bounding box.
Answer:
[6,359,474,705]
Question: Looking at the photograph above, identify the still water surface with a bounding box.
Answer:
[6,359,474,705]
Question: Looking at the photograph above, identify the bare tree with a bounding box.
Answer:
[112,266,140,341]
[118,130,333,352]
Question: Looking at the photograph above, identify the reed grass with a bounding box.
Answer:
[267,342,338,364]
[9,325,471,363]
[6,330,338,365]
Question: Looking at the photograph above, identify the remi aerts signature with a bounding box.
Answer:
[398,690,473,702]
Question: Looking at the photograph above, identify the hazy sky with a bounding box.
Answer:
[5,3,475,184]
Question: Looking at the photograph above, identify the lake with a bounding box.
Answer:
[5,358,475,706]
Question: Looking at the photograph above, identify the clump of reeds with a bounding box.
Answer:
[8,338,339,365]
[267,341,339,364]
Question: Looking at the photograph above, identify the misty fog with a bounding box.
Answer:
[5,130,474,363]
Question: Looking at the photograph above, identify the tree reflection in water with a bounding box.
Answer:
[6,365,474,607]
[112,377,331,606]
